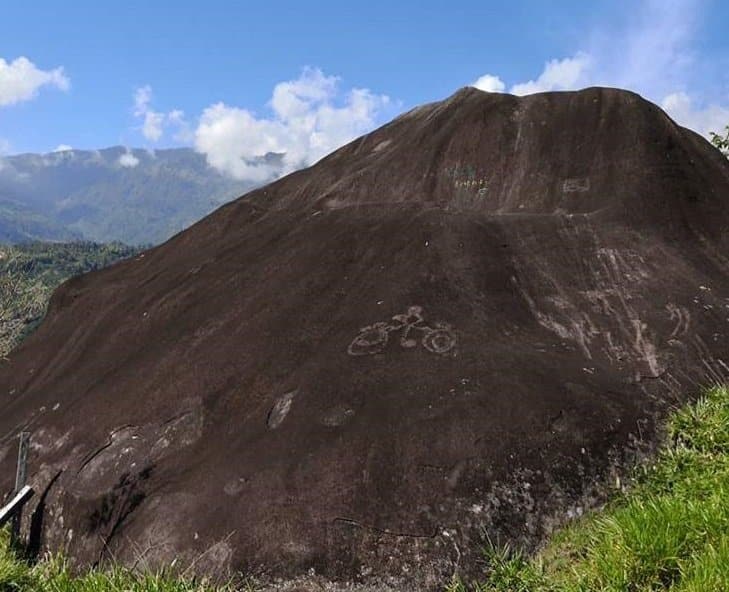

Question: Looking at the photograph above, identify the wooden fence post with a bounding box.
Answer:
[10,431,30,548]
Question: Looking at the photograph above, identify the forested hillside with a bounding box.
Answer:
[0,241,140,357]
[0,199,81,243]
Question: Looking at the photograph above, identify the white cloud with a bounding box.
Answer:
[143,111,165,142]
[588,0,699,100]
[134,85,152,112]
[470,54,594,97]
[53,144,73,152]
[469,0,728,138]
[195,104,284,182]
[509,53,592,96]
[0,138,11,155]
[661,92,729,138]
[0,56,70,107]
[132,85,189,143]
[471,74,505,93]
[194,67,391,181]
[168,109,193,143]
[134,85,164,141]
[118,150,140,168]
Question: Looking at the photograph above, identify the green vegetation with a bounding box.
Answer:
[0,200,79,244]
[449,385,729,591]
[0,529,239,592]
[0,241,140,358]
[710,125,729,157]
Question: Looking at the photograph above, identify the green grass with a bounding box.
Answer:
[449,385,729,592]
[0,528,244,592]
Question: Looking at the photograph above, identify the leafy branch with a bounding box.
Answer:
[709,124,729,157]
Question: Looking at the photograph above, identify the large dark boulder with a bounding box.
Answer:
[1,87,728,588]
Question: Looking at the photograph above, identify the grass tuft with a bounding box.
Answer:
[0,528,242,592]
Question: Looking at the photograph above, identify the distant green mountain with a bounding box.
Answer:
[0,147,259,245]
[0,198,81,243]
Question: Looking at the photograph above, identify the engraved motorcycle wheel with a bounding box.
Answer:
[422,326,457,354]
[347,323,389,356]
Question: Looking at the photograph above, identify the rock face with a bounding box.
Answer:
[1,87,729,588]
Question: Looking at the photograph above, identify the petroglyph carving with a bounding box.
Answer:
[632,319,662,378]
[267,390,296,429]
[372,140,392,152]
[348,306,457,356]
[454,179,488,189]
[444,164,489,195]
[563,178,590,192]
[513,240,670,379]
[321,405,356,427]
[667,303,691,338]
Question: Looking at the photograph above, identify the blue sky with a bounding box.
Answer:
[1,0,727,180]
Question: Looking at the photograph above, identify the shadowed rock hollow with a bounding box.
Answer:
[1,86,729,589]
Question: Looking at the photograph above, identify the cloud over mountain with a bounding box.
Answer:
[118,150,139,168]
[132,85,191,143]
[193,68,392,182]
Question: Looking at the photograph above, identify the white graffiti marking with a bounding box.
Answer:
[348,306,457,356]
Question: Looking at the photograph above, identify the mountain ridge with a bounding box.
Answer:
[0,146,257,245]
